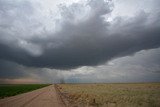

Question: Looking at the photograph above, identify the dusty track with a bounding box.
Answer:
[0,85,65,107]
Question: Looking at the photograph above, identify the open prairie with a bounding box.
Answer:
[58,83,160,107]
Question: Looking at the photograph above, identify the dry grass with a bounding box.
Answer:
[58,83,160,107]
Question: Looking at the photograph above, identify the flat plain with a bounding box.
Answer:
[58,83,160,107]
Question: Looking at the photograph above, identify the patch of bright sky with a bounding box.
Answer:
[116,0,159,15]
[30,0,85,33]
[108,0,159,21]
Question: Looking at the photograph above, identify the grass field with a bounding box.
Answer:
[0,84,50,99]
[58,83,160,107]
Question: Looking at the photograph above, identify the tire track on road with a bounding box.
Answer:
[20,91,45,107]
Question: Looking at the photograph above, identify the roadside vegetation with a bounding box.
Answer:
[0,84,50,99]
[58,83,160,107]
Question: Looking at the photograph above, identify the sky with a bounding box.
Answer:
[0,0,160,84]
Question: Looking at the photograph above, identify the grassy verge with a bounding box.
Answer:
[58,83,160,107]
[0,84,50,99]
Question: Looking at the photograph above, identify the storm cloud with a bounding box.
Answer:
[0,0,160,84]
[0,0,160,70]
[0,59,27,79]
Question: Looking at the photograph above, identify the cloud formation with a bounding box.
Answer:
[0,0,160,71]
[0,60,27,79]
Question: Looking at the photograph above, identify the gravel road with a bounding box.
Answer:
[0,85,65,107]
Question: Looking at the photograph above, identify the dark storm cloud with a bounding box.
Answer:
[0,60,28,79]
[0,0,160,70]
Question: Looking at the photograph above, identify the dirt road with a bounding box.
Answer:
[0,85,65,107]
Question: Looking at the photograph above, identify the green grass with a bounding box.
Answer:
[0,84,50,99]
[59,83,160,107]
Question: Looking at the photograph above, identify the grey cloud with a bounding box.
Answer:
[0,0,160,70]
[0,59,63,83]
[0,60,28,79]
[0,0,34,30]
[67,48,160,83]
